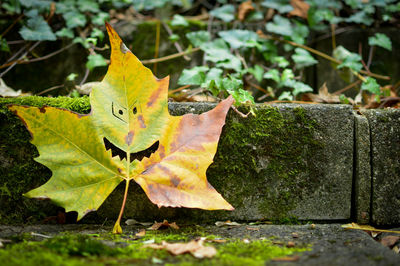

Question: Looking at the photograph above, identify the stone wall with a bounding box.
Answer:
[0,96,399,225]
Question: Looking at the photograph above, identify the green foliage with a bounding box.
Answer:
[1,0,397,104]
[19,12,56,41]
[210,4,235,22]
[368,33,392,51]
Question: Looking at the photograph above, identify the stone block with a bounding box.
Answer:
[0,97,354,223]
[354,114,371,224]
[364,109,400,225]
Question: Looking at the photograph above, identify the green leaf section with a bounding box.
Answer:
[368,33,392,51]
[8,105,123,220]
[19,11,56,41]
[210,4,235,22]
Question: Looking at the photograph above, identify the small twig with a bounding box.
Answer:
[1,14,24,37]
[257,31,390,81]
[0,41,41,78]
[80,68,90,86]
[168,84,191,95]
[333,80,362,95]
[367,45,375,69]
[31,232,52,239]
[235,50,248,69]
[162,22,190,61]
[153,20,161,73]
[246,79,267,94]
[231,105,251,118]
[36,84,64,96]
[330,23,336,50]
[1,43,75,68]
[4,44,28,64]
[359,42,371,73]
[141,47,200,64]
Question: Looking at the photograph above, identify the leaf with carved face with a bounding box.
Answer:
[8,23,233,233]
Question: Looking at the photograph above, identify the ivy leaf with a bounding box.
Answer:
[210,4,235,22]
[63,11,87,28]
[186,31,211,47]
[9,24,233,234]
[368,33,392,51]
[292,48,318,68]
[92,12,110,26]
[171,14,189,27]
[56,28,74,39]
[201,39,242,70]
[334,46,363,72]
[361,77,381,95]
[265,15,293,37]
[77,0,100,12]
[0,37,10,52]
[271,56,289,68]
[247,65,264,82]
[19,16,56,41]
[263,69,281,83]
[278,91,292,101]
[218,30,258,49]
[177,66,209,85]
[346,11,374,26]
[261,0,293,13]
[286,80,313,96]
[86,54,108,71]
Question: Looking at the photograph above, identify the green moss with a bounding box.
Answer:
[207,105,323,222]
[0,230,309,266]
[0,96,91,224]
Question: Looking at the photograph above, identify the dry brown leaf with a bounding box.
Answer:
[302,83,341,103]
[289,0,310,19]
[380,235,400,248]
[215,220,241,227]
[246,227,260,231]
[292,232,299,238]
[144,239,217,258]
[148,220,179,230]
[238,1,255,21]
[272,255,300,262]
[287,241,296,247]
[342,223,400,234]
[135,229,146,237]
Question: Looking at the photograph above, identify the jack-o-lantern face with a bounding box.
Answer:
[9,23,234,234]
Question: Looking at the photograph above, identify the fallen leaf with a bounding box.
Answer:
[125,219,152,226]
[289,0,309,19]
[246,226,260,231]
[9,23,234,234]
[0,78,23,97]
[207,238,227,243]
[238,1,254,21]
[292,232,299,238]
[148,220,179,230]
[144,238,217,258]
[215,220,241,227]
[272,255,300,262]
[393,246,399,254]
[135,229,146,237]
[287,241,296,247]
[380,235,400,248]
[342,223,400,234]
[302,83,341,103]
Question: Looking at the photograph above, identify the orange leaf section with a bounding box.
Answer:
[134,96,235,210]
[289,0,309,19]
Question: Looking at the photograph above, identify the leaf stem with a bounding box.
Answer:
[113,179,130,234]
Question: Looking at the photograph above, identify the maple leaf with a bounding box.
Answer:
[8,23,234,233]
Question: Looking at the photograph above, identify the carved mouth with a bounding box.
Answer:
[103,137,159,162]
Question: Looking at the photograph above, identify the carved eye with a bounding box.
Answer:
[112,102,127,123]
[133,107,137,115]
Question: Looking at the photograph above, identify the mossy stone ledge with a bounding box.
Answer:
[1,96,355,224]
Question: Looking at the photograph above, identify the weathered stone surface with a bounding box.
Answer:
[0,98,355,223]
[354,114,371,224]
[364,109,400,225]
